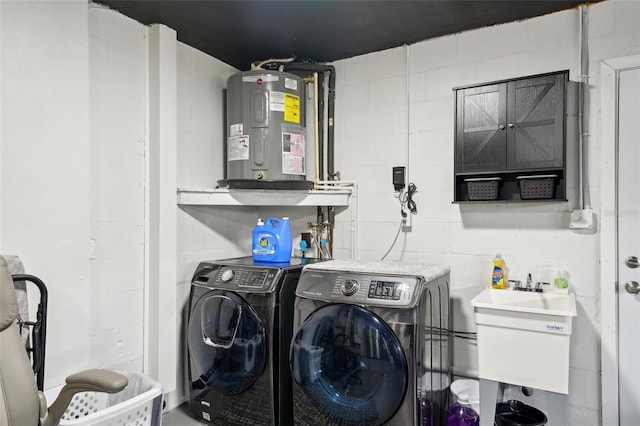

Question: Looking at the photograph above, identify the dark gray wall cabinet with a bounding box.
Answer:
[453,71,569,202]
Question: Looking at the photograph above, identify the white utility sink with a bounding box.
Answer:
[471,287,577,317]
[470,288,577,394]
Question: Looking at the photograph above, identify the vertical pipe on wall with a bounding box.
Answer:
[318,72,325,182]
[327,68,336,180]
[313,72,320,184]
[313,72,325,234]
[283,62,340,255]
[405,45,411,178]
[578,4,591,210]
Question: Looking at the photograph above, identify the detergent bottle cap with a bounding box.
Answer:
[457,392,471,404]
[257,218,264,226]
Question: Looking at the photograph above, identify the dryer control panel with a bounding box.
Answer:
[192,263,282,294]
[296,270,422,308]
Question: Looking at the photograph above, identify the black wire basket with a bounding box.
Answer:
[516,175,557,200]
[464,177,501,201]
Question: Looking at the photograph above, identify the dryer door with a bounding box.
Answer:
[189,290,267,395]
[290,303,408,426]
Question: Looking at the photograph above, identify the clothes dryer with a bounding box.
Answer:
[187,256,321,425]
[289,260,451,426]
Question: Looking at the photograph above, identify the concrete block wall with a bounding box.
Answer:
[88,4,147,373]
[0,0,92,386]
[332,1,640,423]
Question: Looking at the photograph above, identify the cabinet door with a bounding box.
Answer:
[456,83,507,172]
[506,73,565,170]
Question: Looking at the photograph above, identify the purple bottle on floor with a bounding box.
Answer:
[419,393,432,426]
[446,392,479,426]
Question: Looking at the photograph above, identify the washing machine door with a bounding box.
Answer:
[189,289,267,395]
[290,304,407,426]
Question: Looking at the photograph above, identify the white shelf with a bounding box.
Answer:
[177,187,351,207]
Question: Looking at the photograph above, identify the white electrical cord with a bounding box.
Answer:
[251,57,295,70]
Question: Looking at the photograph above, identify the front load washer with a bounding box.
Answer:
[187,256,321,425]
[289,260,451,426]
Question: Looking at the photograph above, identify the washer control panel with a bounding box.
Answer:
[341,279,360,296]
[297,270,421,307]
[192,263,281,293]
[368,280,403,300]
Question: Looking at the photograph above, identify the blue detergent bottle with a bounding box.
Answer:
[252,217,292,263]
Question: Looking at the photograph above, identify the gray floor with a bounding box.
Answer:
[162,403,208,426]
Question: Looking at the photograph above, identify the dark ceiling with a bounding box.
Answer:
[97,0,597,71]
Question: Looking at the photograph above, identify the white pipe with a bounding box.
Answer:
[315,179,357,186]
[251,57,294,70]
[313,72,320,185]
[349,182,358,259]
[314,186,352,190]
[315,179,357,184]
[314,179,357,190]
[578,4,592,210]
[577,5,584,210]
[405,45,411,180]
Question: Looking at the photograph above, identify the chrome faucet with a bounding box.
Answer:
[512,273,548,292]
[536,281,549,291]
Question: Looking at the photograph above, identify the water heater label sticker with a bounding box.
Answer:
[230,123,243,137]
[285,78,298,91]
[270,91,285,112]
[242,75,279,83]
[282,133,305,175]
[228,135,249,161]
[284,93,301,123]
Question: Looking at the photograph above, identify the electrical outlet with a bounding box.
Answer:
[402,208,412,231]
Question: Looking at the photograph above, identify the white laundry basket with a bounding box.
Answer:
[44,372,163,426]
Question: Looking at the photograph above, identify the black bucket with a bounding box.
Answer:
[495,400,548,426]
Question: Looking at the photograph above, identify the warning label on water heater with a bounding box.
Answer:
[270,91,300,124]
[284,93,300,124]
[282,133,305,175]
[270,91,285,112]
[228,135,249,161]
[229,123,243,137]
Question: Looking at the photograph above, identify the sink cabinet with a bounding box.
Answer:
[470,288,576,393]
[454,71,569,202]
[470,287,577,426]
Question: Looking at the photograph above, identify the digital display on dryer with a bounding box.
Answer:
[238,271,268,288]
[368,280,401,300]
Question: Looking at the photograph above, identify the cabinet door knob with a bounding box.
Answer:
[498,124,506,130]
[508,123,514,128]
